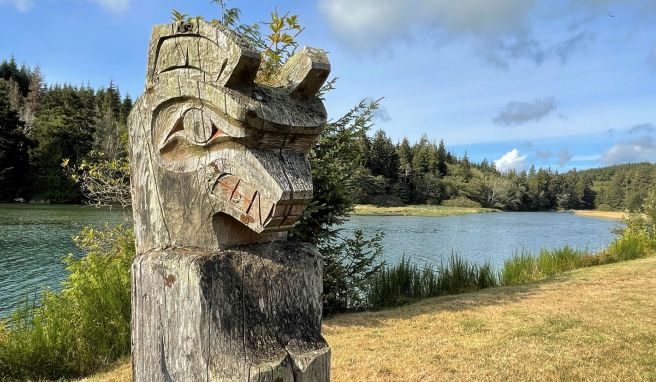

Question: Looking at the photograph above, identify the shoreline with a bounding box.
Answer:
[352,204,629,221]
[352,204,498,217]
[572,210,628,221]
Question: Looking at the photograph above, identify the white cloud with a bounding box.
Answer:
[494,97,557,126]
[494,149,528,172]
[0,0,34,11]
[319,0,533,51]
[319,0,651,66]
[602,136,656,165]
[87,0,130,12]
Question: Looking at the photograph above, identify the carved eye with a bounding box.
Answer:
[182,108,215,144]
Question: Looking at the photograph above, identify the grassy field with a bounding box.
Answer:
[353,204,497,217]
[83,255,656,382]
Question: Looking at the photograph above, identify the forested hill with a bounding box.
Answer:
[1,57,654,211]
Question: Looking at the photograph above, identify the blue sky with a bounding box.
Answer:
[0,0,654,171]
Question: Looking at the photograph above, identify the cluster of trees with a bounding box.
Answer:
[0,58,132,202]
[581,163,656,211]
[352,130,656,211]
[2,54,655,212]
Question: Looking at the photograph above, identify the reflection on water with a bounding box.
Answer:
[342,212,621,270]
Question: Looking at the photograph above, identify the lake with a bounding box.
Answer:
[342,212,621,270]
[0,205,621,318]
[0,204,128,318]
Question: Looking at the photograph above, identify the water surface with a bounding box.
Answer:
[0,206,620,318]
[0,204,127,317]
[342,212,621,269]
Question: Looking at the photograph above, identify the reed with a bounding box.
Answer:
[500,246,587,285]
[366,254,498,309]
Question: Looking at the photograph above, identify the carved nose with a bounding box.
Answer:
[210,149,312,234]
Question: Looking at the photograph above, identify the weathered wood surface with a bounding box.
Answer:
[128,19,330,251]
[131,242,329,381]
[128,19,331,382]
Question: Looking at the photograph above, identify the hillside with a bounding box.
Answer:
[84,255,656,382]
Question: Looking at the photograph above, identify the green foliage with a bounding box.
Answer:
[500,246,587,285]
[291,99,380,244]
[0,225,134,379]
[367,129,399,180]
[367,255,498,309]
[321,229,384,314]
[441,196,482,208]
[0,78,31,201]
[63,152,131,207]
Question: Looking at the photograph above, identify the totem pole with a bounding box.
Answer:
[127,19,331,381]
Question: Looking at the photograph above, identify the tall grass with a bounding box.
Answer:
[366,255,497,309]
[501,228,654,286]
[0,225,134,380]
[500,246,587,285]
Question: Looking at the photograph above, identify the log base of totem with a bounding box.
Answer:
[131,242,330,382]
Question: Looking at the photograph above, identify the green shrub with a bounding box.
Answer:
[606,231,648,262]
[441,196,482,208]
[0,225,134,380]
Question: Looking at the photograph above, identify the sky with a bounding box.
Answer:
[0,0,654,172]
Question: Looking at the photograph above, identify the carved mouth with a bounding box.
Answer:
[211,174,309,233]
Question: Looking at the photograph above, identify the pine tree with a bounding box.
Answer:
[436,139,447,177]
[397,137,413,182]
[20,66,44,136]
[0,79,30,200]
[366,129,399,181]
[460,151,472,181]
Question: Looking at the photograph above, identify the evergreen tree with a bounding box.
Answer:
[459,151,472,181]
[366,129,399,181]
[436,139,447,177]
[0,79,31,200]
[411,134,431,175]
[31,85,96,201]
[397,136,413,182]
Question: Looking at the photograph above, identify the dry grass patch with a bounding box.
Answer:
[573,210,629,220]
[353,204,497,217]
[82,256,656,382]
[324,256,656,381]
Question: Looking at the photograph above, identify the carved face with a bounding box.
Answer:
[128,20,330,251]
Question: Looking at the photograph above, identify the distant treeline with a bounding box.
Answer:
[353,130,656,211]
[0,58,132,202]
[1,57,654,210]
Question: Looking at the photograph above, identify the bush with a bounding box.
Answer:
[0,225,134,380]
[368,194,404,207]
[322,229,385,314]
[441,196,482,208]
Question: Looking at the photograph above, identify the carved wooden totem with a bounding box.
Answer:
[128,19,330,381]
